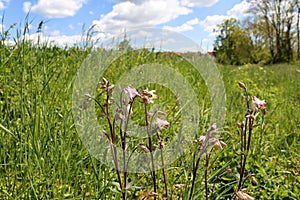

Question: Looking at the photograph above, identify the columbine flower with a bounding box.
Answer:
[138,142,149,153]
[147,192,159,197]
[236,191,255,200]
[207,123,219,137]
[210,138,227,150]
[252,96,266,109]
[252,96,267,115]
[236,190,246,200]
[174,184,185,189]
[115,108,126,121]
[139,88,158,104]
[123,86,139,102]
[99,77,109,89]
[197,135,206,143]
[126,104,133,115]
[243,193,255,200]
[155,118,169,131]
[99,78,114,94]
[160,142,165,151]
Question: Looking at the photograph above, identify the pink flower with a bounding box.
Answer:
[138,142,149,153]
[174,183,185,189]
[126,104,133,115]
[139,89,158,104]
[252,96,267,114]
[155,118,169,130]
[160,142,165,151]
[252,96,266,109]
[236,190,246,200]
[236,191,255,200]
[147,191,159,197]
[197,135,206,143]
[210,138,227,150]
[99,78,114,94]
[123,86,139,102]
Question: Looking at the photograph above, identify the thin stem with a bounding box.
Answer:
[105,94,115,143]
[205,154,210,200]
[237,87,254,192]
[110,144,124,199]
[189,152,202,200]
[145,103,157,200]
[158,135,168,198]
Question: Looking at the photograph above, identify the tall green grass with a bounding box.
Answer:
[0,19,299,199]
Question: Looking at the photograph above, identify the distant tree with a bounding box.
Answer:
[213,18,253,65]
[248,0,297,63]
[246,17,275,64]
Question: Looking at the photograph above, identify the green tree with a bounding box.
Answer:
[249,0,297,63]
[213,18,253,65]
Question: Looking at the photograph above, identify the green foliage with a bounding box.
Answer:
[0,20,299,199]
[213,18,253,65]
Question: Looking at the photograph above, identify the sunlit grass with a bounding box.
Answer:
[0,20,299,199]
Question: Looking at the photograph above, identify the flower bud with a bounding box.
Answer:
[251,176,258,185]
[238,81,246,89]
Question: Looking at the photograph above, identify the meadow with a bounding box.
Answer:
[0,27,299,199]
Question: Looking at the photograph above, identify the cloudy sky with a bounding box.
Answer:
[0,0,251,51]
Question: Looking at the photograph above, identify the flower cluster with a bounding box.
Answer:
[139,88,159,104]
[236,190,255,200]
[196,123,226,153]
[252,96,267,114]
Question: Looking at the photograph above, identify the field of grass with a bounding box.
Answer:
[0,28,299,199]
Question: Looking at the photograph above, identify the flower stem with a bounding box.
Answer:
[144,103,157,200]
[205,154,210,200]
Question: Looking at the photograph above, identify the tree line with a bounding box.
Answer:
[213,0,300,65]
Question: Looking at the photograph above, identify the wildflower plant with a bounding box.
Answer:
[84,78,171,200]
[81,78,269,199]
[189,123,227,200]
[232,81,267,200]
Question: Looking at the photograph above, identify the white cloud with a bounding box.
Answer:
[227,0,251,18]
[200,15,229,36]
[0,0,10,9]
[0,2,4,9]
[68,24,75,30]
[163,18,200,32]
[92,0,191,34]
[109,0,144,4]
[50,30,60,36]
[23,0,87,18]
[181,0,219,7]
[199,1,251,37]
[23,2,31,13]
[22,31,105,47]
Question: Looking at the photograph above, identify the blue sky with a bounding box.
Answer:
[0,0,251,51]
